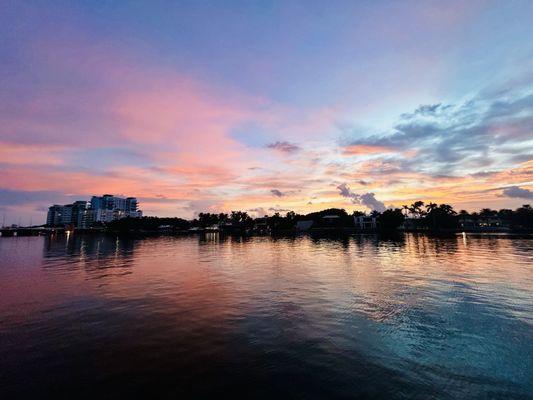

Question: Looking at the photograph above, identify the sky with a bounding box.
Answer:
[1,0,533,225]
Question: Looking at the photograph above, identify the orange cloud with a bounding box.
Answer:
[342,144,395,155]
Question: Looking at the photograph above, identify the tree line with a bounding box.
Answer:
[106,202,533,233]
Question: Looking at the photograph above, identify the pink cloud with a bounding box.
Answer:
[0,142,66,166]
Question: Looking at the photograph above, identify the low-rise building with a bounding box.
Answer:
[354,215,377,230]
[253,218,270,234]
[458,217,476,230]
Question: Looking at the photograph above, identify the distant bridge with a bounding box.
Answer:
[0,227,66,237]
[0,227,107,237]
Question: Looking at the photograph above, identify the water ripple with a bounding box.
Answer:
[0,233,532,399]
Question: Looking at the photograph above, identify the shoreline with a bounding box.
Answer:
[2,226,533,238]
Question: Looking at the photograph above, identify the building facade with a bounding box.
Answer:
[46,204,68,226]
[71,201,91,228]
[90,195,142,223]
[354,215,377,230]
[46,195,141,227]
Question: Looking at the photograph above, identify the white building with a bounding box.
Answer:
[354,215,377,230]
[47,195,142,227]
[90,195,142,223]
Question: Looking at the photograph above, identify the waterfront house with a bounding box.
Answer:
[253,218,270,234]
[354,215,377,230]
[477,217,510,230]
[458,217,476,230]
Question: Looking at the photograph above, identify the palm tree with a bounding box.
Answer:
[410,201,425,218]
[425,202,438,214]
[425,202,438,229]
[439,204,456,215]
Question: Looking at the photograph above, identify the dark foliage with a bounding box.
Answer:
[104,203,533,233]
[107,217,190,232]
[378,208,405,230]
[423,203,457,230]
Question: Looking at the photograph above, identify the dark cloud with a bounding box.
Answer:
[470,171,498,178]
[359,193,386,212]
[337,183,386,212]
[501,186,533,199]
[266,141,300,154]
[400,103,451,119]
[270,189,284,197]
[337,183,353,199]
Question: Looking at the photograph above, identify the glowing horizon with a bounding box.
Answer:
[1,1,532,225]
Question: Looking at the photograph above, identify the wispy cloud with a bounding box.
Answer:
[266,141,301,154]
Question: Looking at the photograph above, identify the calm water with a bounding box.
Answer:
[1,233,532,399]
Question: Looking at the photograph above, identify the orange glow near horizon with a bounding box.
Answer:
[0,2,532,225]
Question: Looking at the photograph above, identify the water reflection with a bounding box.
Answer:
[41,234,138,281]
[0,233,532,399]
[44,233,137,260]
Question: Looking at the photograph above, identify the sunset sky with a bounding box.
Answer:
[1,0,533,224]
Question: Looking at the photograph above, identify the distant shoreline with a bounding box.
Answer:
[2,226,533,238]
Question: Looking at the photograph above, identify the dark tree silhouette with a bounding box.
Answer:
[378,208,405,230]
[104,202,533,234]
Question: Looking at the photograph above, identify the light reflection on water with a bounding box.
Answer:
[0,233,532,399]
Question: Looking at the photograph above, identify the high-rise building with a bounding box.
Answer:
[46,195,141,227]
[72,201,91,228]
[90,194,142,223]
[46,205,66,226]
[46,203,77,227]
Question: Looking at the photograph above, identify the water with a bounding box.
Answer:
[1,233,532,399]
